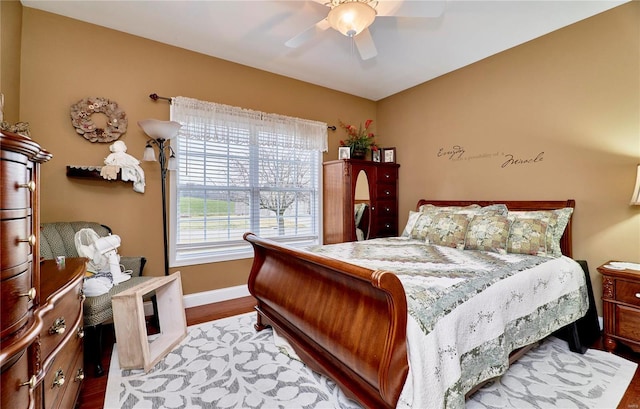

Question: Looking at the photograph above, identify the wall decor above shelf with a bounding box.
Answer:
[66,165,123,182]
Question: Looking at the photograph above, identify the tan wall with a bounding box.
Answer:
[377,2,640,315]
[1,0,23,122]
[18,8,376,295]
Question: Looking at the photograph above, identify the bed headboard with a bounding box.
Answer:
[415,199,576,258]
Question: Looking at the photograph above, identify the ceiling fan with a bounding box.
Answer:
[285,0,445,60]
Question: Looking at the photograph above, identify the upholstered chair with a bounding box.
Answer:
[40,221,155,377]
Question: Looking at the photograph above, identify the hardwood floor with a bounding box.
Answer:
[78,297,640,409]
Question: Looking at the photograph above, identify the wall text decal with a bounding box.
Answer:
[437,145,545,168]
[501,152,544,168]
[437,145,465,160]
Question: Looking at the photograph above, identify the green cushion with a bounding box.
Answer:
[40,221,150,328]
[83,276,155,327]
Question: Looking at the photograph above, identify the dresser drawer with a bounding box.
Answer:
[374,200,397,217]
[372,218,398,238]
[0,348,32,409]
[615,279,640,307]
[39,280,84,361]
[54,348,84,409]
[615,303,640,341]
[0,265,34,339]
[376,166,398,183]
[0,157,34,211]
[1,217,34,270]
[43,327,83,409]
[375,184,397,201]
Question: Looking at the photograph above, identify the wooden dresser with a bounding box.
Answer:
[599,262,640,353]
[323,159,400,244]
[1,130,86,409]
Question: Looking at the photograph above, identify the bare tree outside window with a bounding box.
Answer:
[231,145,312,236]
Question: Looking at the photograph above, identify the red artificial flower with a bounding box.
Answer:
[338,119,377,152]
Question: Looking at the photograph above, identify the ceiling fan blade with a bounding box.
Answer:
[285,19,331,48]
[375,0,446,18]
[354,28,377,60]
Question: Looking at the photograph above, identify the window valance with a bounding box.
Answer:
[171,96,328,152]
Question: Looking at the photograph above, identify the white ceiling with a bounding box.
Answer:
[21,0,627,101]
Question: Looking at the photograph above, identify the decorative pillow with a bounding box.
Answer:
[401,210,423,237]
[409,211,441,240]
[409,204,508,241]
[507,218,550,256]
[425,213,470,250]
[464,215,512,254]
[507,207,573,257]
[419,203,509,216]
[418,204,480,213]
[477,204,509,216]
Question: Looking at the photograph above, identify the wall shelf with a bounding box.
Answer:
[66,165,124,182]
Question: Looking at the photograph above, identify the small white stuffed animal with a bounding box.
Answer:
[100,140,146,193]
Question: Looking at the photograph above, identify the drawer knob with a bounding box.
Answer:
[52,370,65,388]
[18,235,36,246]
[19,287,37,300]
[20,375,37,389]
[49,317,66,335]
[18,181,36,192]
[77,327,85,339]
[635,293,640,299]
[75,368,85,382]
[384,190,391,196]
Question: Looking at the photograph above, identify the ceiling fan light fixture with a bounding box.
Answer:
[327,1,376,38]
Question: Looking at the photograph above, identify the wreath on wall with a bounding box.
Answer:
[70,97,128,143]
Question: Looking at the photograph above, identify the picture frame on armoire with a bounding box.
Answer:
[371,149,381,162]
[338,147,350,159]
[381,147,396,163]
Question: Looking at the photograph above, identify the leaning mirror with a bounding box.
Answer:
[354,170,371,241]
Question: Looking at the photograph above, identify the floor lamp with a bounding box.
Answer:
[631,164,640,206]
[138,119,182,276]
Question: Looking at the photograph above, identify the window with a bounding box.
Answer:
[169,97,327,265]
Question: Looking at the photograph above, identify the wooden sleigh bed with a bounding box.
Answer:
[245,199,587,409]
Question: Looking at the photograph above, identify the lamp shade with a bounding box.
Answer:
[631,164,640,205]
[327,1,376,37]
[138,119,182,140]
[167,152,177,171]
[143,143,157,162]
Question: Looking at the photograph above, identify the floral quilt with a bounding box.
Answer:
[308,237,588,409]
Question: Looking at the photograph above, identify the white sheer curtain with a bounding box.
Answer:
[170,96,328,151]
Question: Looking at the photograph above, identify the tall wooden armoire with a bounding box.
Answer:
[323,159,399,244]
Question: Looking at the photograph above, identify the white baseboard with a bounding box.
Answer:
[144,284,250,316]
[183,285,251,308]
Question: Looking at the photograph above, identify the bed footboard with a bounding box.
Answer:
[244,233,409,409]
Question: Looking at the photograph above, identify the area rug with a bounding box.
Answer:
[104,313,636,409]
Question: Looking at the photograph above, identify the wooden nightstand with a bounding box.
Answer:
[598,262,640,353]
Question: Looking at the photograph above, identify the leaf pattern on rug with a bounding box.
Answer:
[111,313,362,409]
[106,314,636,409]
[466,336,636,409]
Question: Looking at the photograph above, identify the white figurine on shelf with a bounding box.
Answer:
[100,140,146,193]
